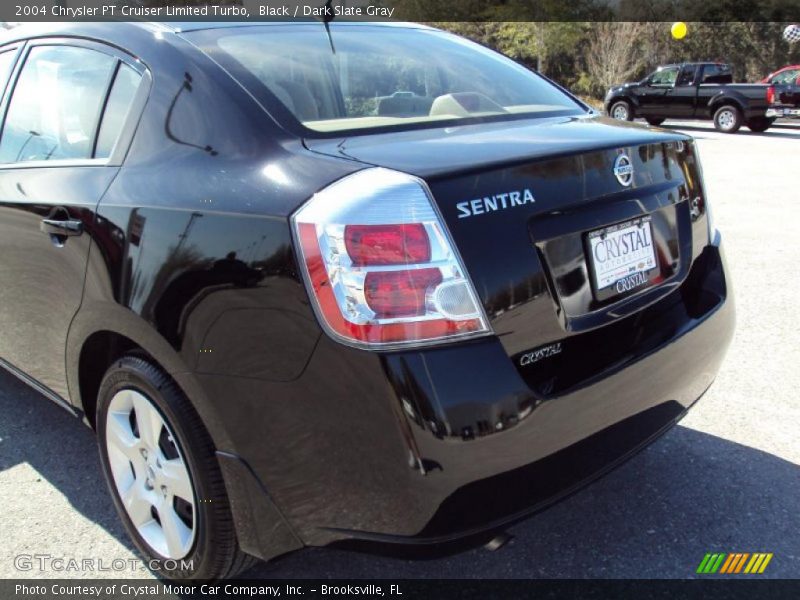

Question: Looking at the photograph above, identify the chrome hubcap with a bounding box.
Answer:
[612,104,628,120]
[105,389,196,559]
[718,110,735,129]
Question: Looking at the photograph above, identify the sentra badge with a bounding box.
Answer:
[457,189,535,219]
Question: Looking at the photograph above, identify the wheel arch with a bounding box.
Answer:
[606,94,638,112]
[68,302,301,562]
[76,330,141,429]
[66,301,233,451]
[707,93,746,117]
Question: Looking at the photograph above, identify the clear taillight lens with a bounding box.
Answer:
[292,168,491,349]
[687,141,715,241]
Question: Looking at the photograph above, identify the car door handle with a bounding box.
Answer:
[40,218,83,237]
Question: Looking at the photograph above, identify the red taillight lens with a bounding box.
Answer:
[345,224,430,266]
[767,85,776,105]
[292,168,490,348]
[364,268,442,318]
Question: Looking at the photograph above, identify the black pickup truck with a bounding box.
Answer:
[605,62,799,133]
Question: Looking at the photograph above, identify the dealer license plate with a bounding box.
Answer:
[587,217,658,297]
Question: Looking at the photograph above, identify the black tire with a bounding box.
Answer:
[745,117,775,133]
[609,100,634,121]
[645,118,665,126]
[713,105,743,133]
[96,356,256,580]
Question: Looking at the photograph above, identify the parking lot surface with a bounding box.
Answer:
[1,120,798,580]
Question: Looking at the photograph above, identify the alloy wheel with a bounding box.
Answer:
[717,109,735,131]
[612,104,629,120]
[105,389,197,559]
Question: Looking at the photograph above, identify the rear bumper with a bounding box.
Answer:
[204,237,733,558]
[766,107,800,118]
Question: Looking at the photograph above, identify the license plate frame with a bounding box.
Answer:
[585,216,659,302]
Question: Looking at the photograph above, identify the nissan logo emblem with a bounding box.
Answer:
[613,153,634,187]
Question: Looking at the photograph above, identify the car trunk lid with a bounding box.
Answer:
[305,115,707,363]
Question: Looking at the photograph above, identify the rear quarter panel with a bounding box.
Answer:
[66,28,362,450]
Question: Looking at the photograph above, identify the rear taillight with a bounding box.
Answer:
[767,85,776,105]
[686,141,714,242]
[344,223,430,265]
[292,168,491,348]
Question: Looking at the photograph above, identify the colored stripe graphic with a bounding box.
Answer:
[722,554,740,574]
[699,553,726,574]
[699,553,773,574]
[728,553,742,574]
[734,553,749,573]
[710,554,726,573]
[745,554,761,573]
[759,553,773,573]
[696,554,712,574]
[718,554,735,574]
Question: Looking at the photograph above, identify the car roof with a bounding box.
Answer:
[0,21,158,45]
[164,21,434,33]
[0,20,433,44]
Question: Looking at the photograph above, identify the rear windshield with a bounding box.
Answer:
[186,24,585,135]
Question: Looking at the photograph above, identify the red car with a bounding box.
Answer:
[761,65,800,84]
[762,65,800,119]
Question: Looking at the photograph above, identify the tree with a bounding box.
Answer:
[585,22,647,96]
[494,22,586,73]
[433,20,800,100]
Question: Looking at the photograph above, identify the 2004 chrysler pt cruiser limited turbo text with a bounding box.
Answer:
[0,22,733,579]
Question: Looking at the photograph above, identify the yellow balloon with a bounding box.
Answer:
[671,22,688,40]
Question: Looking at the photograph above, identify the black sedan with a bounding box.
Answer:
[0,22,733,579]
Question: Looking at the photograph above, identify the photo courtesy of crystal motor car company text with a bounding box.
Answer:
[10,9,800,590]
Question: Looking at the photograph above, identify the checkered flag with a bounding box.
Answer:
[783,24,800,43]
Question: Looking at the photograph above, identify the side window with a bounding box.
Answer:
[676,65,696,86]
[771,71,787,84]
[95,64,143,158]
[0,49,18,96]
[651,67,679,86]
[772,69,799,84]
[0,45,116,164]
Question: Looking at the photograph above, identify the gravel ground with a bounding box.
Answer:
[0,120,798,580]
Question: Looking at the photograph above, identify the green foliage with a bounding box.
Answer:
[495,23,587,72]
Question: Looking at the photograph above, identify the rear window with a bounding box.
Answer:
[701,65,733,84]
[187,25,584,134]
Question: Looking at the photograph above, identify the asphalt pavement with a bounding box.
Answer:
[0,119,798,580]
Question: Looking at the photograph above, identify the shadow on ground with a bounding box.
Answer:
[1,369,797,579]
[0,370,135,554]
